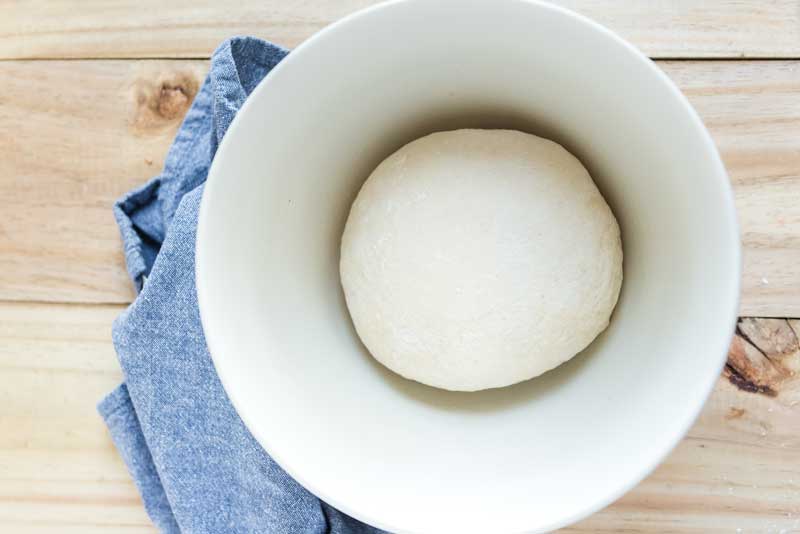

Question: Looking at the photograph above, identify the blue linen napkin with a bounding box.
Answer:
[98,37,384,534]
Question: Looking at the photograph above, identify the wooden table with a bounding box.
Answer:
[1,1,798,532]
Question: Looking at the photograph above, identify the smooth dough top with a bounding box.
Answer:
[340,129,623,391]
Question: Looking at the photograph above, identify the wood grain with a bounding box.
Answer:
[0,302,153,532]
[1,59,798,315]
[1,304,797,532]
[0,1,798,60]
[0,60,207,303]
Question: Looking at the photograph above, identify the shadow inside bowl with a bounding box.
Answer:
[345,299,611,414]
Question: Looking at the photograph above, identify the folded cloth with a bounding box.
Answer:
[98,37,384,534]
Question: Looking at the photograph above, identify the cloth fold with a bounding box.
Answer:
[100,37,383,534]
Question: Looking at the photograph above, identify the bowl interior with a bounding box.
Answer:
[197,1,739,532]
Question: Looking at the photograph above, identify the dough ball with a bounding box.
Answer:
[340,129,622,391]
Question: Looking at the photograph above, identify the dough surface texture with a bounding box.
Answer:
[340,129,623,391]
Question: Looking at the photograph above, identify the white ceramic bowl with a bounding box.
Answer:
[196,1,740,532]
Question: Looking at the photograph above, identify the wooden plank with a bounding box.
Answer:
[0,59,208,304]
[0,1,798,60]
[0,304,797,532]
[0,302,153,532]
[1,59,798,314]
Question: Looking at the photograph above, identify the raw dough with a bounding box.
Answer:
[340,129,623,391]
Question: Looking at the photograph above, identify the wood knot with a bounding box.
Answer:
[157,82,190,119]
[725,407,746,420]
[129,67,200,136]
[725,318,800,397]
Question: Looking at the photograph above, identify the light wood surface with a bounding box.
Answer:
[0,303,152,532]
[1,59,798,315]
[1,0,799,60]
[0,59,207,304]
[1,1,799,532]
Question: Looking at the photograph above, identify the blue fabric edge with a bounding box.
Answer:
[98,384,182,533]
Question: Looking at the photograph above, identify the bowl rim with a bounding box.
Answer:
[196,0,741,531]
